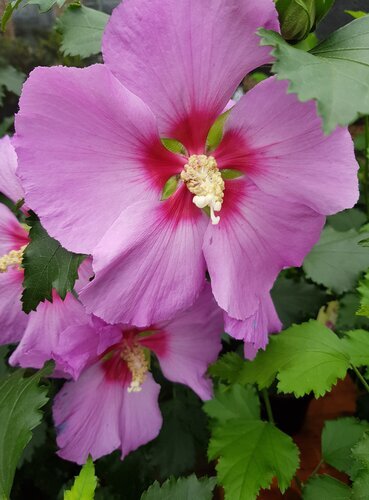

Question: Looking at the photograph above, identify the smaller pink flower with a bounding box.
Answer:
[53,285,223,464]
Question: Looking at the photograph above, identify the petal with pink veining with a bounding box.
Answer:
[74,257,94,295]
[141,284,223,400]
[15,64,182,254]
[216,77,359,215]
[10,291,90,372]
[0,136,24,204]
[80,188,208,326]
[0,268,28,344]
[53,364,162,464]
[53,319,121,380]
[0,204,28,255]
[103,0,279,153]
[203,178,325,321]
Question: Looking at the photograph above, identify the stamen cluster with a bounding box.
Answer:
[121,342,149,393]
[181,155,225,225]
[0,245,26,273]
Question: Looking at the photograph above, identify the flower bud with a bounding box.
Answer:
[276,0,316,41]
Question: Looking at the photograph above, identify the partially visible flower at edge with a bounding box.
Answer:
[0,135,93,355]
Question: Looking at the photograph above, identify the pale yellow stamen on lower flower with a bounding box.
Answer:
[181,154,225,225]
[0,245,27,273]
[121,342,149,393]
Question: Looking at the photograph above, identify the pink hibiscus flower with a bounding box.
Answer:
[0,136,30,343]
[15,0,359,354]
[52,285,223,464]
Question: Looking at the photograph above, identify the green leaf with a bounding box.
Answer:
[0,65,25,97]
[148,388,208,478]
[1,0,22,32]
[328,209,366,232]
[337,293,369,330]
[345,10,368,20]
[303,227,369,294]
[57,5,109,58]
[204,385,260,422]
[259,16,369,134]
[341,330,369,367]
[0,364,51,499]
[303,475,351,500]
[140,475,216,500]
[21,214,86,313]
[351,433,369,499]
[352,474,369,500]
[27,0,65,12]
[271,275,327,328]
[315,0,335,23]
[209,419,299,500]
[352,432,369,471]
[64,457,97,500]
[238,320,350,397]
[322,418,369,475]
[357,271,369,317]
[208,352,244,384]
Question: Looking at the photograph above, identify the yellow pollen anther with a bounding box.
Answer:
[181,154,225,225]
[0,245,26,273]
[121,343,149,393]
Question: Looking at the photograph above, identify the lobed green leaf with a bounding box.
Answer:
[260,16,369,133]
[21,214,86,313]
[0,364,51,499]
[57,5,109,58]
[140,475,216,500]
[64,456,97,500]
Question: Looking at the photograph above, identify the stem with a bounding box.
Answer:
[365,116,369,219]
[294,474,302,491]
[352,364,369,394]
[262,388,275,425]
[311,458,324,477]
[261,389,302,492]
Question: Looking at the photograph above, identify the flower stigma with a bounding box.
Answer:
[181,155,224,225]
[0,245,27,273]
[121,342,150,393]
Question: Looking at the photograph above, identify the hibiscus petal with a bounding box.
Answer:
[74,257,94,295]
[0,204,28,255]
[203,178,325,320]
[53,364,162,464]
[80,188,208,326]
[0,136,24,204]
[10,291,90,372]
[224,293,282,351]
[0,269,28,344]
[15,64,182,254]
[216,77,359,215]
[53,319,121,380]
[103,0,279,152]
[141,284,223,400]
